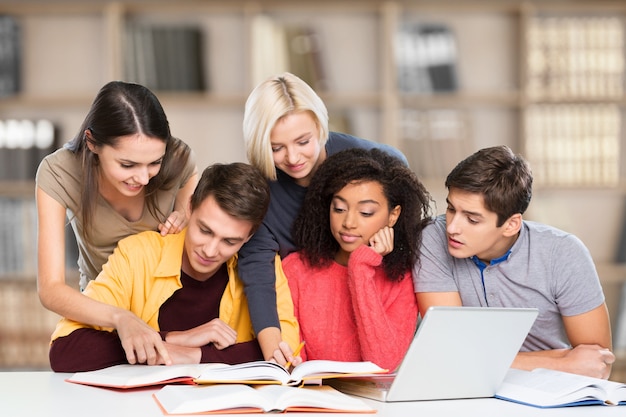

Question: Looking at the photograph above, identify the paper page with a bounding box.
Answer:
[496,368,609,407]
[154,384,267,414]
[290,360,386,383]
[257,385,375,412]
[66,363,207,388]
[154,384,375,414]
[195,360,290,384]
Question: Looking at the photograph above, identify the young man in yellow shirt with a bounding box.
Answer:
[49,162,300,372]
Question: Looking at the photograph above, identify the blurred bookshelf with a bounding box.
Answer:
[0,0,624,374]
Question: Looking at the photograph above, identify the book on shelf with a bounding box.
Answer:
[124,23,205,92]
[125,24,157,90]
[615,198,626,264]
[66,360,387,389]
[250,15,326,91]
[0,198,24,275]
[526,16,624,100]
[0,279,60,368]
[0,196,37,277]
[250,14,287,87]
[151,27,173,91]
[395,22,459,93]
[524,104,620,187]
[495,368,626,408]
[0,118,56,181]
[613,275,626,351]
[153,384,376,415]
[284,25,327,91]
[0,15,20,97]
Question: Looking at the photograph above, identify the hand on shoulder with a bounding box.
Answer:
[159,209,188,235]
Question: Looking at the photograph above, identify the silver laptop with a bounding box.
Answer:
[327,306,538,402]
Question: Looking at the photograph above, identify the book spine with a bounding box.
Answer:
[526,16,624,100]
[524,104,620,187]
[0,15,20,97]
[124,23,206,92]
[395,22,459,93]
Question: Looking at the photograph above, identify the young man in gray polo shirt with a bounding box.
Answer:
[413,145,615,379]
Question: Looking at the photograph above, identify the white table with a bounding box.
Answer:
[2,371,624,417]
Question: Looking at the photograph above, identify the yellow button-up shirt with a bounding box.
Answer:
[51,229,300,350]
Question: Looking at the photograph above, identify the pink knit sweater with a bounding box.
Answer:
[282,245,418,371]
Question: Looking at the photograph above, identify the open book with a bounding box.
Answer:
[153,384,376,414]
[495,368,626,408]
[66,360,387,389]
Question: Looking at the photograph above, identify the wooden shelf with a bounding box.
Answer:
[597,263,626,286]
[0,181,35,198]
[401,91,522,108]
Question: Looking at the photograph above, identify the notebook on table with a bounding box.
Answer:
[326,306,538,402]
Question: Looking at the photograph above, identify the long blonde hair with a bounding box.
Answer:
[243,72,329,180]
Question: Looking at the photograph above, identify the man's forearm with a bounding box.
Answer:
[49,328,127,372]
[512,344,614,379]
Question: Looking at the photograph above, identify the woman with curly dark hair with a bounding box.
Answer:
[282,148,433,371]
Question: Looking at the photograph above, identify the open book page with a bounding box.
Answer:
[325,374,397,401]
[290,360,387,382]
[66,363,222,389]
[495,368,626,408]
[65,360,387,389]
[153,384,376,414]
[194,361,292,385]
[194,360,387,386]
